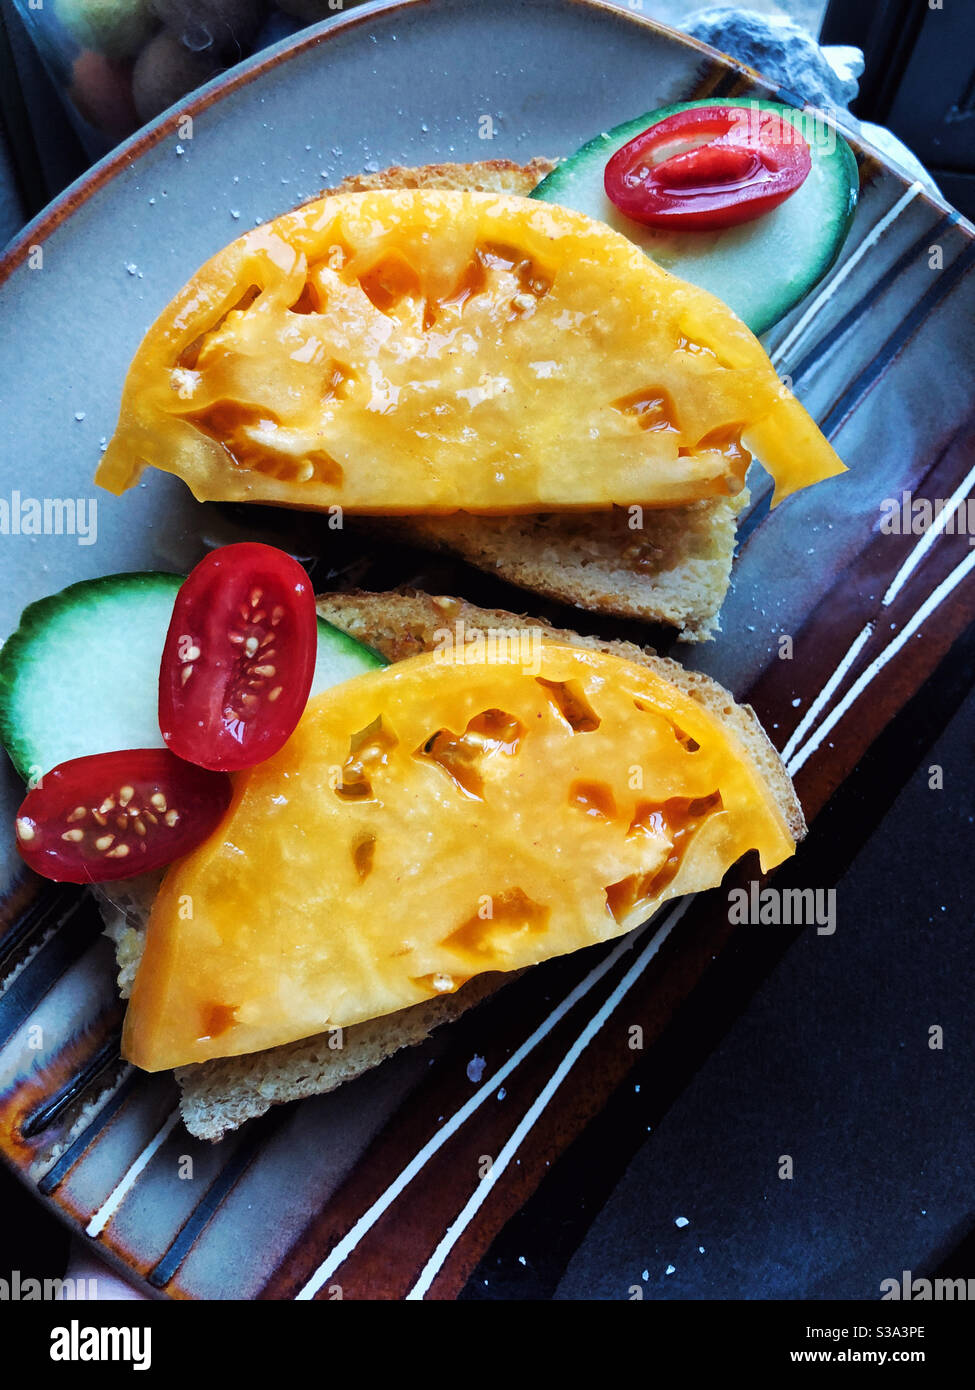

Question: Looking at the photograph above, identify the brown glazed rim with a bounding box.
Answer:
[0,0,947,291]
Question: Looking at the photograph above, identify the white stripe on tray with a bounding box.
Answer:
[882,455,975,608]
[783,454,975,767]
[404,899,692,1300]
[780,622,875,766]
[85,1107,179,1238]
[294,897,694,1301]
[770,181,925,372]
[786,547,975,777]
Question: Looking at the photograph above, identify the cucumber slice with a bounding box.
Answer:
[533,99,858,336]
[0,571,385,782]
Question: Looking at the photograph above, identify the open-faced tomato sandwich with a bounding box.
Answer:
[2,100,854,1137]
[96,100,855,642]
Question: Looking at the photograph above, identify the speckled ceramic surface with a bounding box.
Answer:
[1,0,973,1300]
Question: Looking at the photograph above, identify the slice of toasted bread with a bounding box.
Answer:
[98,589,803,1141]
[323,156,559,199]
[317,160,745,641]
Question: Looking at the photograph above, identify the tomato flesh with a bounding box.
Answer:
[604,105,811,231]
[15,750,232,884]
[159,543,317,771]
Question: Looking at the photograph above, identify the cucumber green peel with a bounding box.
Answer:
[532,99,859,335]
[0,571,385,783]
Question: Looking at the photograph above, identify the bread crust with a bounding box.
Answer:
[318,156,559,199]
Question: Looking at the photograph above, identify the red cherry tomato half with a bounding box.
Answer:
[159,543,317,771]
[604,105,811,231]
[15,750,232,884]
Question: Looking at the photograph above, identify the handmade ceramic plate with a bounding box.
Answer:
[1,0,973,1300]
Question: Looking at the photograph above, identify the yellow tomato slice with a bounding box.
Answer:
[97,191,844,515]
[123,642,796,1071]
